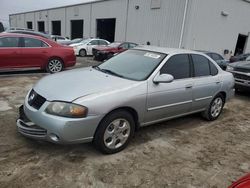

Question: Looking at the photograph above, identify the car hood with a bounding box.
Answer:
[230,61,250,69]
[33,67,138,102]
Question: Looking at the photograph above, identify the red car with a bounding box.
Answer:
[0,33,76,73]
[92,42,137,61]
[228,173,250,188]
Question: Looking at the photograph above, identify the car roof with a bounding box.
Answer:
[0,32,51,41]
[134,45,200,55]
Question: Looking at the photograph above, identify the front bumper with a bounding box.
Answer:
[17,97,104,144]
[73,48,79,55]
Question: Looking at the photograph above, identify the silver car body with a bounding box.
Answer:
[17,46,235,144]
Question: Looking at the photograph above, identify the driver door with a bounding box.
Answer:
[145,54,193,123]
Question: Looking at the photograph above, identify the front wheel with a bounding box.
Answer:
[94,110,135,154]
[46,58,63,73]
[202,94,225,121]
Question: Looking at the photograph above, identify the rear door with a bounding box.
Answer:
[86,40,99,55]
[0,36,21,69]
[191,54,221,111]
[20,37,50,68]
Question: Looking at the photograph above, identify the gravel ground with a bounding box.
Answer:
[0,57,250,188]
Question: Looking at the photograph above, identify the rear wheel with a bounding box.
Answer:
[46,58,63,73]
[202,94,225,121]
[94,110,135,154]
[79,49,86,57]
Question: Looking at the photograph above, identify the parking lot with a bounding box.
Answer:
[0,57,250,188]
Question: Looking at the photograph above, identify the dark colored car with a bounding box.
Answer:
[227,58,250,91]
[5,29,51,39]
[199,51,228,70]
[228,173,250,188]
[93,42,138,61]
[0,33,76,73]
[230,53,250,63]
[0,22,4,33]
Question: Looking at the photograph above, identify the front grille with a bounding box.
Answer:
[28,89,46,110]
[234,68,250,73]
[234,73,250,81]
[18,120,47,137]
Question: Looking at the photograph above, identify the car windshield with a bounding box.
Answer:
[97,50,166,81]
[71,38,83,43]
[80,39,91,44]
[108,42,121,47]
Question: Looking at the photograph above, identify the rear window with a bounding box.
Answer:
[24,37,48,47]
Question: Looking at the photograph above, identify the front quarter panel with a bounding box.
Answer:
[73,81,148,124]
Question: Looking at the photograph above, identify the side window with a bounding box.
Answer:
[209,61,218,76]
[89,40,98,45]
[24,38,48,47]
[0,37,19,47]
[129,43,137,49]
[192,54,210,77]
[99,40,108,45]
[160,54,190,80]
[211,53,223,61]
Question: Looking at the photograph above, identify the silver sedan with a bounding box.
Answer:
[17,46,235,154]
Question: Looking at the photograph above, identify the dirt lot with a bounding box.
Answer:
[0,57,250,188]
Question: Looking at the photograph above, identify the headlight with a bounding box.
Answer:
[226,66,234,71]
[45,102,88,118]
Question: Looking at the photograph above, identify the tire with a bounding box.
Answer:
[79,49,86,57]
[94,110,135,154]
[202,93,225,121]
[46,58,63,73]
[107,52,114,60]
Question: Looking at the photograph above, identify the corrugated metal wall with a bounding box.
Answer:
[9,0,250,54]
[126,0,186,47]
[183,0,250,54]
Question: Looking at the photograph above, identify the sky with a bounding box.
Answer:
[0,0,96,27]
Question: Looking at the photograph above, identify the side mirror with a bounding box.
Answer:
[153,74,174,84]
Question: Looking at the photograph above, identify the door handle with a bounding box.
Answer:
[216,81,221,84]
[185,84,193,89]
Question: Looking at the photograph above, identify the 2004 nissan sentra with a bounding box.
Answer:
[17,46,235,154]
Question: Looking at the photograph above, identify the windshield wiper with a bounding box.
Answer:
[101,68,124,78]
[92,66,124,78]
[92,65,101,70]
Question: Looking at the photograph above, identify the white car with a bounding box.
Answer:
[70,38,110,56]
[51,35,70,43]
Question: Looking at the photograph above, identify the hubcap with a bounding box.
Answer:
[211,97,223,118]
[80,50,86,56]
[104,119,131,149]
[48,59,62,73]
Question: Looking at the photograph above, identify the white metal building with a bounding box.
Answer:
[9,0,250,55]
